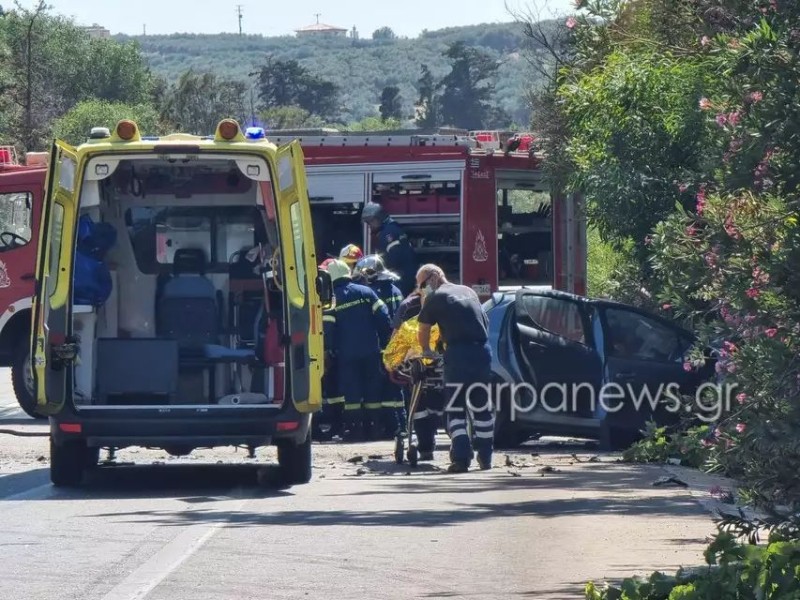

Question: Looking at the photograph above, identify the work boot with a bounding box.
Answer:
[446,462,469,473]
[418,451,435,462]
[477,455,492,471]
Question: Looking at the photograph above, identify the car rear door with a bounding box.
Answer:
[600,306,695,428]
[31,141,81,415]
[274,141,323,413]
[513,290,601,417]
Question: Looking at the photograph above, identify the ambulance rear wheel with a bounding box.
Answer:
[277,431,312,485]
[12,338,45,420]
[50,439,87,487]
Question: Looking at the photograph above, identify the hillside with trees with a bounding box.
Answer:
[116,21,557,126]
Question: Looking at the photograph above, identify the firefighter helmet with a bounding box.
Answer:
[339,244,364,265]
[361,202,387,225]
[326,259,352,282]
[354,254,400,283]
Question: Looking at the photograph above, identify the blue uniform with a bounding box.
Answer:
[328,279,392,439]
[375,219,418,297]
[368,279,406,436]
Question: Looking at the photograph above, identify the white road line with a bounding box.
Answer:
[99,489,251,600]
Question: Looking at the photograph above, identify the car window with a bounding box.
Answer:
[604,308,682,362]
[519,295,586,345]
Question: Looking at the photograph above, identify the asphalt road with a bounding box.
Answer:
[0,369,722,600]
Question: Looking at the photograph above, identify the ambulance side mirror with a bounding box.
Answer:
[316,270,333,308]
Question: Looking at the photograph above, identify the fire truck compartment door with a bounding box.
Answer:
[275,141,323,413]
[306,172,365,204]
[495,169,547,191]
[31,140,81,415]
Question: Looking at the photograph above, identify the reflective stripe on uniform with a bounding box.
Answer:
[325,396,345,405]
[386,240,400,251]
[335,298,369,312]
[372,299,386,313]
[450,427,468,438]
[413,409,430,420]
[381,400,405,409]
[344,403,362,411]
[323,315,336,323]
[363,402,382,410]
[474,430,494,439]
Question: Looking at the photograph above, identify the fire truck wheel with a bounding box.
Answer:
[50,439,87,487]
[12,338,45,420]
[276,431,312,485]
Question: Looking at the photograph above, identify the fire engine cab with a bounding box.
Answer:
[267,130,586,299]
[0,146,47,418]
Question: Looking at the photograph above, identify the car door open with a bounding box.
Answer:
[513,290,601,419]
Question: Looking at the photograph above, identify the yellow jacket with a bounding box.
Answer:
[383,316,441,371]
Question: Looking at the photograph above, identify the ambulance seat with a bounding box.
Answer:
[156,248,256,367]
[156,248,219,348]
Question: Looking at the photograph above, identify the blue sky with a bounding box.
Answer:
[18,0,575,37]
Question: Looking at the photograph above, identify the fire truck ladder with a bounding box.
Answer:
[264,131,478,148]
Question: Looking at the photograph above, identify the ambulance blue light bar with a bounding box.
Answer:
[245,127,266,140]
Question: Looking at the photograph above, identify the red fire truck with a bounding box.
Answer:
[267,130,587,299]
[0,147,47,417]
[0,131,586,417]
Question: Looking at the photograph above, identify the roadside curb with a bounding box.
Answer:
[661,463,769,521]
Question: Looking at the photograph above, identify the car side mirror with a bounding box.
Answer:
[316,270,333,308]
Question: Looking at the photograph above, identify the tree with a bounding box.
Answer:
[252,56,340,121]
[259,106,325,130]
[379,85,403,121]
[372,26,396,41]
[161,70,248,135]
[438,42,500,129]
[415,64,440,128]
[0,2,154,150]
[52,99,161,146]
[348,116,402,132]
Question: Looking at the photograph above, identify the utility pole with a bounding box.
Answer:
[314,12,321,24]
[142,24,147,36]
[236,5,243,35]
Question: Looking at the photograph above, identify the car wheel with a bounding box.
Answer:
[277,432,312,485]
[50,438,88,487]
[493,378,530,449]
[12,339,45,420]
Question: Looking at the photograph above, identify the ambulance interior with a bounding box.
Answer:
[70,156,286,409]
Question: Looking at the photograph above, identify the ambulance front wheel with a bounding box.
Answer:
[277,431,312,485]
[50,438,88,487]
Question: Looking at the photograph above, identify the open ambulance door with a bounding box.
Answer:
[31,141,81,415]
[274,142,324,413]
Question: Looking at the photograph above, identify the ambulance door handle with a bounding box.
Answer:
[21,273,35,281]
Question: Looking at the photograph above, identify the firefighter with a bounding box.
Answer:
[326,259,392,441]
[353,254,406,438]
[315,258,345,441]
[416,264,494,473]
[339,244,364,272]
[360,203,418,297]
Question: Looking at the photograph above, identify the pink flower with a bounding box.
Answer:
[746,287,760,299]
[566,16,578,29]
[723,341,738,353]
[679,183,689,192]
[696,188,707,215]
[699,97,712,110]
[747,91,763,103]
[736,393,747,404]
[685,225,697,237]
[766,328,778,338]
[727,362,737,373]
[727,111,742,126]
[735,423,746,434]
[701,36,711,46]
[662,303,672,310]
[683,362,693,372]
[715,114,728,127]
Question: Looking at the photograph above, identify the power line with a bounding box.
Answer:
[236,5,243,36]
